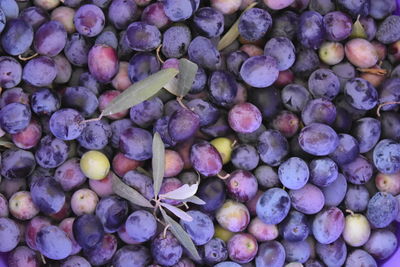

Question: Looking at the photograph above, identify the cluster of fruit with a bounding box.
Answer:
[0,0,400,266]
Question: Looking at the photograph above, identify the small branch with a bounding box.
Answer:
[79,114,103,125]
[217,170,230,180]
[345,209,355,216]
[162,224,171,238]
[376,101,400,117]
[40,254,47,265]
[177,96,189,110]
[18,53,38,61]
[357,68,387,76]
[156,45,165,64]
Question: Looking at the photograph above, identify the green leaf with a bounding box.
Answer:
[0,139,15,149]
[217,2,258,51]
[101,68,179,116]
[350,16,367,39]
[159,181,200,200]
[152,132,165,196]
[111,173,154,208]
[160,208,201,261]
[183,196,206,205]
[160,203,193,222]
[163,77,179,97]
[178,59,198,97]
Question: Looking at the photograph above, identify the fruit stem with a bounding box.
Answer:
[79,114,103,125]
[376,101,400,117]
[162,224,171,238]
[156,45,165,64]
[40,254,47,264]
[177,96,189,110]
[357,68,388,76]
[18,53,38,61]
[217,171,230,180]
[345,209,355,216]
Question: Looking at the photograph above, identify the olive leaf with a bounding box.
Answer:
[0,139,16,149]
[217,2,258,51]
[183,196,206,205]
[159,181,200,200]
[160,202,193,222]
[160,209,201,261]
[152,132,165,197]
[350,16,367,39]
[164,59,198,97]
[111,173,154,209]
[101,68,179,116]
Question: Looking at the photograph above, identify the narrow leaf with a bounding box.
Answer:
[163,77,180,97]
[350,16,367,39]
[152,132,165,196]
[111,174,154,208]
[160,202,193,222]
[159,181,200,200]
[183,196,206,205]
[160,209,201,261]
[0,139,16,149]
[177,59,198,97]
[217,2,258,51]
[102,68,179,116]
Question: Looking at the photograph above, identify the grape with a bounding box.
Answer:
[301,98,337,126]
[162,0,196,21]
[128,52,160,83]
[0,218,20,252]
[0,0,18,20]
[298,11,325,49]
[322,173,347,207]
[0,103,31,134]
[343,78,378,111]
[64,33,90,67]
[255,241,286,267]
[208,70,238,107]
[226,51,249,78]
[309,0,334,14]
[278,157,309,190]
[316,238,347,267]
[74,4,105,37]
[22,56,57,87]
[113,245,151,267]
[36,225,72,260]
[123,170,154,200]
[238,8,271,42]
[341,155,373,185]
[345,39,379,69]
[345,249,377,267]
[257,130,289,167]
[289,184,325,215]
[298,123,339,156]
[264,37,295,71]
[312,207,345,244]
[367,192,399,228]
[308,69,340,100]
[256,188,291,225]
[373,139,400,174]
[240,55,279,88]
[59,217,82,255]
[1,18,33,56]
[141,2,169,29]
[281,83,311,113]
[364,229,398,260]
[34,20,67,57]
[0,56,22,89]
[49,108,84,141]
